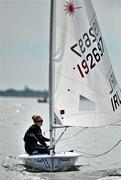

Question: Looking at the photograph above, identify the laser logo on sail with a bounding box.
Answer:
[64,1,81,16]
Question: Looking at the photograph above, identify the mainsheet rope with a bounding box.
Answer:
[54,127,87,146]
[59,127,87,140]
[53,125,121,158]
[76,138,121,158]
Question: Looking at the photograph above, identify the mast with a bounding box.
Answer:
[49,0,54,156]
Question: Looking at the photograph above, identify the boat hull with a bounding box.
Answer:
[19,152,80,172]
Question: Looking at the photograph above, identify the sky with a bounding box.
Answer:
[0,0,121,90]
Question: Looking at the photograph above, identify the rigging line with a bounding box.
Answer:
[111,124,121,127]
[60,127,87,140]
[76,138,121,158]
[63,111,121,117]
[109,121,121,127]
[55,72,112,103]
[53,127,56,142]
[65,111,121,116]
[54,127,68,146]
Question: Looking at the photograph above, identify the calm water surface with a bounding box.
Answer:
[0,97,121,180]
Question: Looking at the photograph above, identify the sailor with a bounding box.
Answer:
[23,114,50,155]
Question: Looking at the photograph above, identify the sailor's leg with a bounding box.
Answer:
[32,144,49,155]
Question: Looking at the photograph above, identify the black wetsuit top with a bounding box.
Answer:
[23,124,49,155]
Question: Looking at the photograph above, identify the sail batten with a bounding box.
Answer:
[52,0,121,127]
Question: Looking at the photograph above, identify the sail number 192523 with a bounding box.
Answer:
[70,18,104,78]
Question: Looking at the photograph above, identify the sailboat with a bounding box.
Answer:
[19,0,121,172]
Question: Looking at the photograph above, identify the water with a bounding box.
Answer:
[0,97,121,180]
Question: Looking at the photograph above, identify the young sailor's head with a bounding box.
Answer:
[32,114,43,126]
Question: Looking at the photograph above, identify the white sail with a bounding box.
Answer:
[52,0,121,127]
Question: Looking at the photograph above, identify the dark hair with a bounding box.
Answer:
[32,114,43,122]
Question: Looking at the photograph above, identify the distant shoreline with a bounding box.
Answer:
[0,87,48,98]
